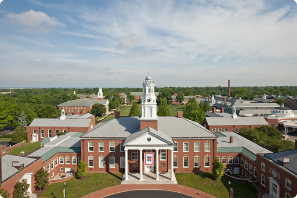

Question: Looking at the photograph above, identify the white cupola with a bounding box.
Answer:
[60,108,66,120]
[140,74,158,120]
[98,87,103,98]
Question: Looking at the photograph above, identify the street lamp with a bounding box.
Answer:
[228,181,231,198]
[64,181,66,198]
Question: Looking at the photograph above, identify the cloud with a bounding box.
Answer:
[28,59,48,66]
[117,37,141,49]
[0,0,4,5]
[4,9,66,33]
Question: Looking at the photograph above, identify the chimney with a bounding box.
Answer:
[221,108,224,113]
[87,93,90,97]
[223,97,227,105]
[283,157,290,166]
[212,107,216,113]
[115,111,120,118]
[177,111,183,118]
[208,96,211,101]
[228,80,230,96]
[230,136,233,143]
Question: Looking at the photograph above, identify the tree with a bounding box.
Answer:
[91,104,106,117]
[157,98,170,116]
[183,98,205,124]
[0,183,9,198]
[212,157,226,180]
[11,126,27,144]
[13,179,30,198]
[203,102,212,112]
[37,105,60,118]
[138,98,142,105]
[76,160,87,179]
[129,102,141,116]
[275,98,286,106]
[176,92,184,104]
[35,167,49,190]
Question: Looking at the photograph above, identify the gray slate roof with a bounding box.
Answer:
[265,149,297,175]
[205,117,269,126]
[58,98,108,107]
[29,118,91,127]
[1,154,36,181]
[81,117,216,139]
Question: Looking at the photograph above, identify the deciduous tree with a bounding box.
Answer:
[11,126,27,144]
[76,160,87,179]
[157,98,170,116]
[129,102,141,116]
[37,105,60,118]
[91,104,106,117]
[212,157,226,180]
[13,179,29,198]
[176,92,184,104]
[35,167,49,190]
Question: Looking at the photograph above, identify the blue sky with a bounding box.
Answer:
[1,0,297,88]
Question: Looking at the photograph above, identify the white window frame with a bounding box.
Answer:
[204,156,210,167]
[33,129,37,134]
[240,158,243,166]
[245,160,248,169]
[285,193,291,198]
[173,142,178,152]
[261,162,265,172]
[160,150,166,161]
[204,142,210,152]
[109,142,115,152]
[249,163,253,173]
[194,142,199,152]
[120,142,124,152]
[99,156,104,168]
[48,129,52,138]
[228,156,233,164]
[55,157,58,166]
[60,167,63,172]
[46,164,50,172]
[88,142,94,152]
[285,178,291,190]
[109,157,115,168]
[120,157,125,168]
[59,156,64,164]
[131,150,138,161]
[218,128,222,132]
[99,142,104,152]
[261,174,265,186]
[224,128,228,131]
[194,156,199,168]
[173,156,178,168]
[41,129,44,138]
[222,156,226,164]
[212,128,216,132]
[88,156,94,167]
[72,156,77,164]
[51,160,54,169]
[183,156,189,168]
[183,142,189,152]
[66,156,70,164]
[234,156,239,164]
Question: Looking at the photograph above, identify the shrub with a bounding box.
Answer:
[212,157,226,180]
[11,126,27,144]
[76,160,87,179]
[35,168,49,190]
[13,179,29,198]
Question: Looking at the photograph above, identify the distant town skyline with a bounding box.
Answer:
[1,0,297,88]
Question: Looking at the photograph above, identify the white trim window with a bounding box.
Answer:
[51,160,54,169]
[228,156,233,164]
[194,156,199,168]
[285,193,291,198]
[48,130,52,138]
[160,150,166,161]
[204,142,210,152]
[41,130,44,138]
[222,156,226,164]
[99,142,104,152]
[89,156,94,167]
[234,156,239,164]
[33,130,37,134]
[46,164,50,172]
[131,150,138,161]
[194,142,199,152]
[173,156,178,168]
[218,128,222,132]
[99,156,104,168]
[120,142,124,152]
[55,157,58,166]
[78,156,81,164]
[224,128,228,132]
[240,158,243,166]
[212,128,216,132]
[244,160,248,169]
[72,156,77,164]
[204,156,210,167]
[120,157,125,168]
[110,157,115,168]
[261,162,265,172]
[261,174,265,186]
[173,142,178,152]
[56,129,59,136]
[183,156,189,168]
[110,142,115,152]
[249,163,252,173]
[183,142,189,152]
[66,156,70,164]
[88,142,94,152]
[285,178,291,190]
[254,167,257,177]
[59,156,64,164]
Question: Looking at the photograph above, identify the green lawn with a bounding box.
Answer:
[0,138,11,141]
[176,173,258,198]
[168,105,183,116]
[8,141,41,155]
[100,114,115,122]
[41,173,123,198]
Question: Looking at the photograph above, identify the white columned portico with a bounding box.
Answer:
[125,149,128,180]
[155,149,159,181]
[139,149,143,180]
[170,149,174,181]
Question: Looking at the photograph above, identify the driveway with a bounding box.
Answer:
[105,190,192,198]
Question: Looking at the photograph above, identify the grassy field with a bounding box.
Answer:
[41,173,123,198]
[8,141,41,155]
[176,173,258,198]
[0,138,11,141]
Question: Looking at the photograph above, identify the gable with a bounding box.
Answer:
[127,133,170,146]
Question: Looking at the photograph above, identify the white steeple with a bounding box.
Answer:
[98,87,103,98]
[140,74,158,120]
[211,94,215,104]
[60,108,66,120]
[73,91,76,94]
[232,106,237,119]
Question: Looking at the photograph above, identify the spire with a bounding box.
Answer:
[60,108,66,120]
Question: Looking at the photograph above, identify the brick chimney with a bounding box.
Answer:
[177,111,183,118]
[230,136,233,143]
[212,107,216,113]
[221,108,224,113]
[87,93,90,97]
[223,97,227,105]
[115,111,120,118]
[208,96,211,101]
[283,157,290,166]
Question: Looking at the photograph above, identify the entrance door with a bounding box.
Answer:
[272,183,277,197]
[65,168,71,173]
[269,179,280,198]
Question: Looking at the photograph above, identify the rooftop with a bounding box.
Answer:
[29,118,91,127]
[205,116,269,126]
[58,98,109,107]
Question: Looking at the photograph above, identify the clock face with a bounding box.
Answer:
[147,98,151,102]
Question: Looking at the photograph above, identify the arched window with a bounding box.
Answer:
[66,156,70,164]
[228,156,233,164]
[60,156,64,164]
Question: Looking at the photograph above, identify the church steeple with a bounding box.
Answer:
[97,87,103,101]
[140,74,158,130]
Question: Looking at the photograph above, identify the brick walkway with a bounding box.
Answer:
[83,184,216,198]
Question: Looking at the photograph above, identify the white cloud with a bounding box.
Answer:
[4,9,66,33]
[0,0,4,5]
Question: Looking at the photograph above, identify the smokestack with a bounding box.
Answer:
[223,97,227,105]
[230,136,233,143]
[228,80,231,96]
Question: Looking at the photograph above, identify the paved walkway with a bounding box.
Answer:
[121,172,177,184]
[83,184,216,198]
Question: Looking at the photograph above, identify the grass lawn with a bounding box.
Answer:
[8,141,41,155]
[41,173,123,198]
[0,138,11,141]
[168,105,183,116]
[176,173,258,198]
[100,114,115,122]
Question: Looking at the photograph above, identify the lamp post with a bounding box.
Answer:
[228,181,231,198]
[64,181,66,198]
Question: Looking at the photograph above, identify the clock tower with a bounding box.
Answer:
[139,74,158,130]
